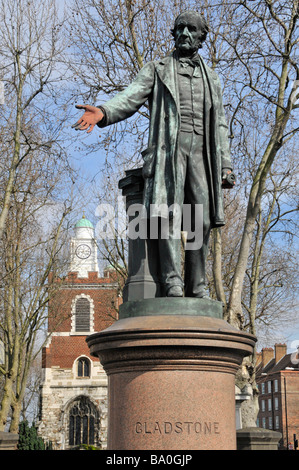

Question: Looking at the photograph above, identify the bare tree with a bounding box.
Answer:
[0,146,74,432]
[0,0,78,432]
[216,0,298,330]
[67,0,186,167]
[0,0,70,240]
[0,159,91,432]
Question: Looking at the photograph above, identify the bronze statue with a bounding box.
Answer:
[73,11,235,298]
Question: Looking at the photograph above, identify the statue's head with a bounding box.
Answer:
[171,11,209,55]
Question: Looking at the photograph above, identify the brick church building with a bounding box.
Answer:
[38,216,120,449]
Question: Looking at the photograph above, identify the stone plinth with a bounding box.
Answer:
[119,297,223,320]
[236,427,282,450]
[87,300,256,450]
[0,432,19,450]
[119,169,162,301]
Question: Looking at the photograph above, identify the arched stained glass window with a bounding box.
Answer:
[68,396,98,448]
[75,298,90,332]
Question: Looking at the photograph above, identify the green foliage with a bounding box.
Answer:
[18,420,48,450]
[78,444,101,450]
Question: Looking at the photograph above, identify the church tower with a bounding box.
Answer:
[69,215,99,277]
[38,216,119,450]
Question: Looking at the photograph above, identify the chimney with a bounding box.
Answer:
[275,343,287,363]
[256,351,262,367]
[261,348,274,367]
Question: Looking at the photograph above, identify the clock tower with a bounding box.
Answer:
[70,215,99,277]
[38,215,120,450]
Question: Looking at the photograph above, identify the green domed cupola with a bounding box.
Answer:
[75,215,94,229]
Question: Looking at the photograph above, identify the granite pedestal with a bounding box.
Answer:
[87,299,256,450]
[237,427,282,450]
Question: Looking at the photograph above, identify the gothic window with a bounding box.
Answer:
[68,396,98,448]
[75,297,90,332]
[77,357,90,378]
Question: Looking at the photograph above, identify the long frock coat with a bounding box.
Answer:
[100,52,232,228]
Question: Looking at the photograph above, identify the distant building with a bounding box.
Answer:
[256,343,299,450]
[38,216,120,449]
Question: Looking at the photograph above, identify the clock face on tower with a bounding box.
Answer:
[75,244,91,259]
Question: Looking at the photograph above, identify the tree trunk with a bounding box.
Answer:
[212,228,226,306]
[0,378,14,431]
[0,81,23,240]
[9,400,23,434]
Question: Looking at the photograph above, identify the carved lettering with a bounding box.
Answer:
[204,422,211,434]
[214,422,220,434]
[154,421,162,434]
[175,422,183,433]
[135,421,220,435]
[165,422,172,434]
[195,422,201,433]
[135,422,142,433]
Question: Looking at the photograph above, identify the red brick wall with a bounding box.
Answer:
[48,271,119,332]
[48,287,118,333]
[43,271,120,369]
[282,371,299,447]
[43,335,92,369]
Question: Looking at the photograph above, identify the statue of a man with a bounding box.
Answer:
[73,11,234,298]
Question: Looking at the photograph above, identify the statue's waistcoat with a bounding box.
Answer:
[177,62,204,135]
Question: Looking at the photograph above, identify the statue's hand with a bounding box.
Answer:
[71,105,104,133]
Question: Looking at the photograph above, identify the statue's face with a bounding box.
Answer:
[174,14,203,56]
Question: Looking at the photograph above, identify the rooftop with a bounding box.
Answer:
[256,343,299,377]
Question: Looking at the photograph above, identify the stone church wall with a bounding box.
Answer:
[38,359,108,449]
